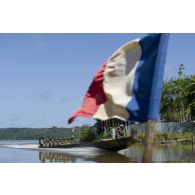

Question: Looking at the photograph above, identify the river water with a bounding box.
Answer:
[0,140,194,163]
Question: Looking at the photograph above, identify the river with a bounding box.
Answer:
[0,140,195,163]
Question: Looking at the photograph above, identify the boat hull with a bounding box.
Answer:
[90,137,135,151]
[39,136,135,151]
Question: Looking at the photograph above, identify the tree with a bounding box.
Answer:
[78,125,95,142]
[188,74,195,120]
[160,64,194,122]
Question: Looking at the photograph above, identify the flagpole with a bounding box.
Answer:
[143,120,156,162]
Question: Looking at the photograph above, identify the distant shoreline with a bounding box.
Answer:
[0,127,73,140]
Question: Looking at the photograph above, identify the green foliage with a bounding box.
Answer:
[137,132,145,141]
[0,125,97,141]
[137,131,195,141]
[93,119,104,135]
[160,64,195,122]
[78,125,95,142]
[0,127,72,140]
[155,131,195,141]
[189,74,195,119]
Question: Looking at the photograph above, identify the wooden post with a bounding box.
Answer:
[143,120,156,163]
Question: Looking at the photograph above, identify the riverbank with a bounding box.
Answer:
[134,131,195,146]
[157,138,195,145]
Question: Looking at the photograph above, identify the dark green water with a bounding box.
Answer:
[0,140,195,163]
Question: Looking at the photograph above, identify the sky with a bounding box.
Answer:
[0,33,194,128]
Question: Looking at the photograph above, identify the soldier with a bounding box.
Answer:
[58,138,63,146]
[119,124,125,137]
[115,126,121,139]
[44,139,50,147]
[49,139,54,147]
[164,133,168,141]
[40,136,46,147]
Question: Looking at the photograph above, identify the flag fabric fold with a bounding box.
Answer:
[68,33,169,124]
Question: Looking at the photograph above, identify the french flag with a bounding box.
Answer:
[68,34,169,124]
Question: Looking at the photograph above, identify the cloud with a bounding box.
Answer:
[34,91,52,101]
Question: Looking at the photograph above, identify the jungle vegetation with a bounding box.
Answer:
[0,127,73,140]
[160,64,195,122]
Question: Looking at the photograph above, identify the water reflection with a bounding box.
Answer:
[39,150,135,163]
[119,143,195,163]
[39,152,76,163]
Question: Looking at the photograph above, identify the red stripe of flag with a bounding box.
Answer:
[68,63,107,124]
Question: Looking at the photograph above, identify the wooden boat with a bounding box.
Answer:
[39,136,136,151]
[89,136,135,151]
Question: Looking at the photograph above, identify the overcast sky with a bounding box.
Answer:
[0,33,194,128]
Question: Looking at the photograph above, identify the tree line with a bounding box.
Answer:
[0,127,73,140]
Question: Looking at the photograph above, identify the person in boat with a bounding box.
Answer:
[115,127,120,139]
[39,136,47,147]
[70,136,75,143]
[115,124,125,139]
[53,138,58,146]
[164,133,168,141]
[120,124,127,137]
[118,124,128,138]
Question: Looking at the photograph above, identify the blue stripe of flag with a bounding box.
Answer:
[127,33,169,122]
